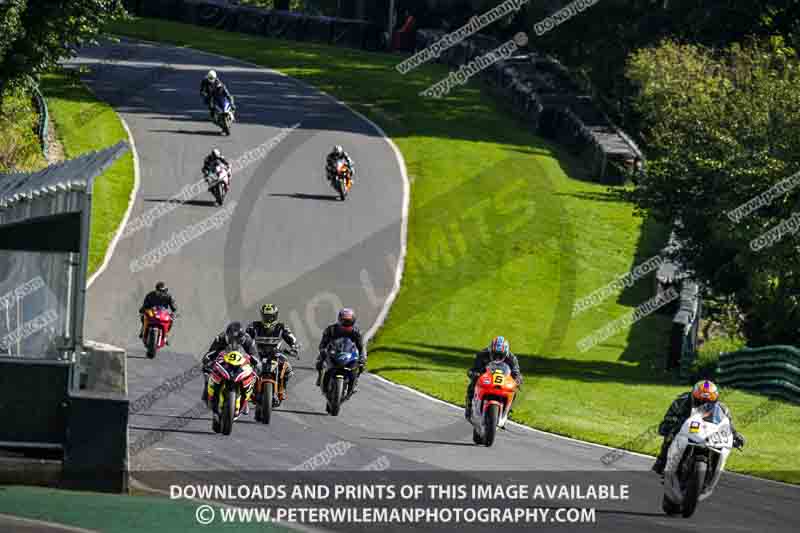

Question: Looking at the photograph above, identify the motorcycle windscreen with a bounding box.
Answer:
[486,361,511,375]
[700,403,725,424]
[335,351,358,367]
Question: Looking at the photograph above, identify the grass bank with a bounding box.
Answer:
[0,486,291,533]
[39,71,135,277]
[109,16,800,483]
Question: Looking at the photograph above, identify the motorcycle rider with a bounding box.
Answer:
[202,321,258,415]
[138,281,177,342]
[325,145,355,183]
[200,70,235,119]
[245,304,302,401]
[203,148,231,176]
[652,379,745,475]
[315,308,366,394]
[464,336,522,420]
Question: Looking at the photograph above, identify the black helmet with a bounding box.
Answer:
[225,321,245,346]
[261,303,278,326]
[156,281,167,293]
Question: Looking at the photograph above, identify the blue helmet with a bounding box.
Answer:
[489,336,509,361]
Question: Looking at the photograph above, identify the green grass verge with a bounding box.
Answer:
[109,17,800,483]
[39,70,135,278]
[0,486,291,532]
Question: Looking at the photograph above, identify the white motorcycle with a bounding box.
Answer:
[203,162,231,206]
[662,402,738,517]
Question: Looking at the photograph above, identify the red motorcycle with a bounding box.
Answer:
[468,361,519,447]
[142,306,174,359]
[208,350,256,435]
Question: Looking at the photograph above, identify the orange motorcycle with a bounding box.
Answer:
[468,361,519,446]
[330,158,353,201]
[252,336,299,424]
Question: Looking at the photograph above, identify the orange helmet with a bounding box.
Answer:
[692,380,719,405]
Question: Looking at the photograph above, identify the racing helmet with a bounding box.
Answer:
[225,321,245,347]
[261,303,278,326]
[333,145,343,156]
[337,308,355,332]
[207,70,217,82]
[211,148,221,158]
[155,281,167,293]
[691,380,719,407]
[489,336,509,361]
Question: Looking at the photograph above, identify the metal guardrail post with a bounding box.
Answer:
[28,76,49,157]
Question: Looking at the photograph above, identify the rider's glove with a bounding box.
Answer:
[733,433,745,449]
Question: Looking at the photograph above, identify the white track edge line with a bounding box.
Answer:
[113,36,799,491]
[86,115,141,289]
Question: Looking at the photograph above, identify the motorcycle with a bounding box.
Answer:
[208,349,256,435]
[252,336,300,424]
[203,162,231,206]
[319,337,360,416]
[469,361,519,447]
[211,94,235,135]
[141,306,174,359]
[328,158,353,201]
[662,402,737,517]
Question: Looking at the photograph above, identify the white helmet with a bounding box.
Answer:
[212,149,221,158]
[333,145,343,155]
[207,70,217,81]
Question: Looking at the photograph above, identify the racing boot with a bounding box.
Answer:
[652,437,671,475]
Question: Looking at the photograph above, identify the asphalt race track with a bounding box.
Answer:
[73,39,799,533]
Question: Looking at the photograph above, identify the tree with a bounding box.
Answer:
[0,0,126,91]
[626,37,800,344]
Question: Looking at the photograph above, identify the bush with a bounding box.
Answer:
[0,83,46,173]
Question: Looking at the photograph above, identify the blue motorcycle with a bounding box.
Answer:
[212,94,235,135]
[320,338,360,416]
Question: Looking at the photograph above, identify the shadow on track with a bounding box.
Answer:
[269,192,341,201]
[148,128,222,136]
[362,436,475,447]
[143,198,218,207]
[129,425,212,436]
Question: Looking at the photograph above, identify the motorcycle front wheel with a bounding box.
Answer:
[682,459,707,518]
[483,404,500,447]
[221,387,236,436]
[261,381,274,425]
[329,376,344,416]
[146,328,158,359]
